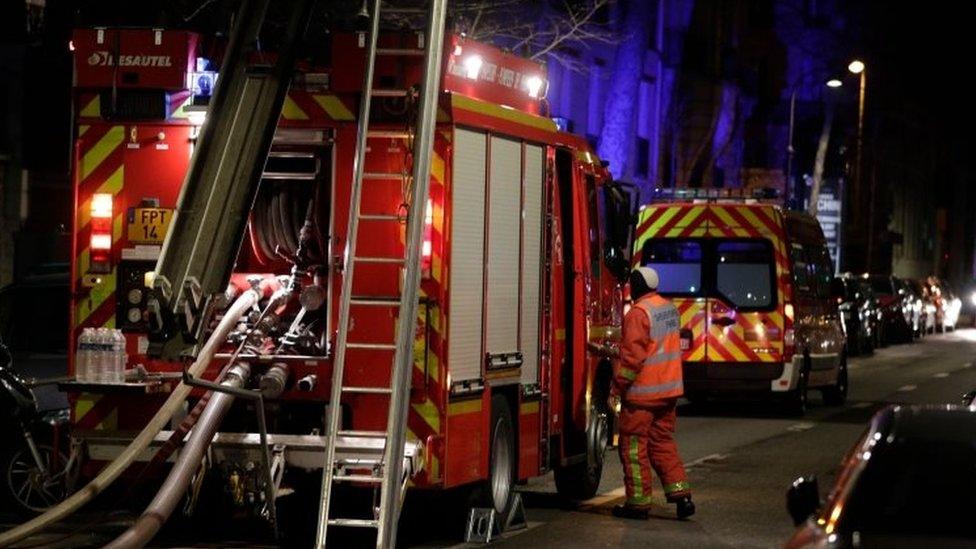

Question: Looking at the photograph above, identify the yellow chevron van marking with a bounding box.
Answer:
[648,207,680,235]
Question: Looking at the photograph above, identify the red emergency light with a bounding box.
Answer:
[90,193,113,273]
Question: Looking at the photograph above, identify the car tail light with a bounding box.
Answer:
[90,193,113,273]
[783,302,796,360]
[784,302,795,322]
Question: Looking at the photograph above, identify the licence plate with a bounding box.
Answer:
[128,207,173,244]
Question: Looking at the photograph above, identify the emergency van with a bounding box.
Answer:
[632,188,847,413]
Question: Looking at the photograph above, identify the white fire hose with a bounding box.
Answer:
[0,288,260,547]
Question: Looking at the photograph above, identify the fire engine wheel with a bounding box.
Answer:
[554,399,609,501]
[2,443,72,515]
[482,394,516,518]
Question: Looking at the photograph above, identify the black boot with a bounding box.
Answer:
[612,504,651,520]
[675,496,695,519]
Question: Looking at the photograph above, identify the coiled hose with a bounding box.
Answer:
[0,288,261,547]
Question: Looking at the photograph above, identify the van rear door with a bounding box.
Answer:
[706,239,783,363]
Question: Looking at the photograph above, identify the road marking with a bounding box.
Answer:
[685,453,728,468]
[852,402,872,409]
[933,372,949,378]
[965,362,974,368]
[897,384,917,392]
[787,422,815,432]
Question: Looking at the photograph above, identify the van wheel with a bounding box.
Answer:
[783,365,809,416]
[554,398,609,500]
[822,355,848,406]
[476,395,516,520]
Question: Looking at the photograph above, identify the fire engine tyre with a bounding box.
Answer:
[481,395,516,519]
[554,399,609,501]
[822,355,848,407]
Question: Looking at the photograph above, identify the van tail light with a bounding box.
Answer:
[783,301,796,360]
[89,193,113,273]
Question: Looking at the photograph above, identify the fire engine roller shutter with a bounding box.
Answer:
[448,129,487,382]
[520,144,544,385]
[487,136,522,361]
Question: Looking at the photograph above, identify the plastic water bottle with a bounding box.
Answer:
[112,329,127,383]
[76,328,94,382]
[94,328,111,382]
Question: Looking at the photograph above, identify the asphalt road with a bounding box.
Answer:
[488,328,976,549]
[4,329,975,548]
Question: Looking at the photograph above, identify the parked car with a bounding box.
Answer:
[785,404,976,548]
[896,277,925,338]
[866,274,912,343]
[923,277,962,333]
[835,275,876,356]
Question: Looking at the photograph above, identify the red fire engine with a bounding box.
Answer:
[11,6,635,546]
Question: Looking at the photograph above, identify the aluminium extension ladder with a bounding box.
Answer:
[314,1,448,548]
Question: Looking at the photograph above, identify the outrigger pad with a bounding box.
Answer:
[464,493,527,543]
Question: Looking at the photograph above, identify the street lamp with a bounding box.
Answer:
[847,59,868,269]
[826,79,843,88]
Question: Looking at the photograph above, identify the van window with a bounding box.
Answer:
[642,240,703,295]
[790,244,812,296]
[716,240,775,309]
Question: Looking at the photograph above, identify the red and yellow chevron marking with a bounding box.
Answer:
[674,299,706,361]
[279,91,356,124]
[404,131,452,484]
[73,125,126,337]
[72,394,119,431]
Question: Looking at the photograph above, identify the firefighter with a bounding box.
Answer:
[609,266,695,520]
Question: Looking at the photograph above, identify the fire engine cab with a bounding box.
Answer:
[45,6,635,546]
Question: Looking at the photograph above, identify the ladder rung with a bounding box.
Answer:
[367,130,411,139]
[358,213,401,221]
[372,89,410,98]
[349,296,401,307]
[354,256,405,264]
[346,342,397,350]
[363,172,405,180]
[262,172,318,180]
[268,151,315,158]
[336,430,388,438]
[335,457,382,466]
[327,518,379,528]
[342,386,393,395]
[333,474,383,484]
[376,48,424,56]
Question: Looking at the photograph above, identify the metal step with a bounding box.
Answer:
[336,430,388,438]
[261,172,318,180]
[354,256,405,264]
[328,518,379,528]
[346,342,397,350]
[342,386,393,395]
[267,151,316,158]
[333,474,383,484]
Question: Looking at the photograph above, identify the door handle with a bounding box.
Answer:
[711,316,735,327]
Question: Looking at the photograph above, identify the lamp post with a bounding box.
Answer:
[847,60,868,269]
